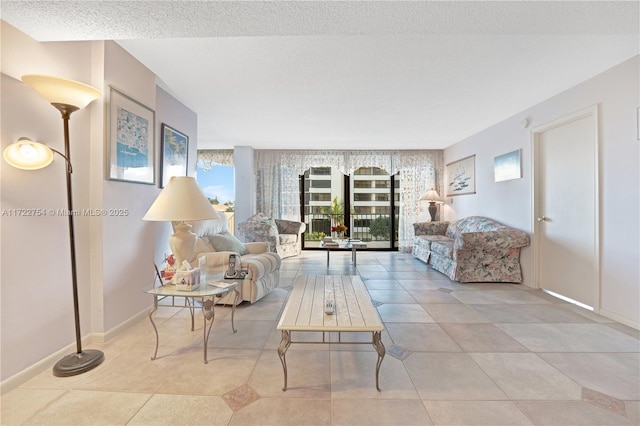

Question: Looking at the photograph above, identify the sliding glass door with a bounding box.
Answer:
[301,166,399,250]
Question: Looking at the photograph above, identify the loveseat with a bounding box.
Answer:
[413,216,529,283]
[177,210,281,303]
[237,213,306,259]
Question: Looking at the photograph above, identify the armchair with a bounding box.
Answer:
[237,213,306,259]
[176,209,281,303]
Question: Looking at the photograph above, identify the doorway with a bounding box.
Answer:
[532,105,599,309]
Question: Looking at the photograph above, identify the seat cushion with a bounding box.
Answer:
[414,235,451,250]
[431,240,454,258]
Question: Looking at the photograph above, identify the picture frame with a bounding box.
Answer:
[494,149,522,182]
[160,123,189,188]
[446,154,476,196]
[107,86,155,184]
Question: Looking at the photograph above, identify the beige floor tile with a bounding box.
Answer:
[376,303,435,323]
[515,400,635,425]
[333,399,432,425]
[470,353,582,400]
[423,303,491,323]
[249,349,331,398]
[209,319,275,349]
[385,323,462,352]
[404,353,509,400]
[439,323,529,352]
[368,288,417,304]
[451,289,551,304]
[407,289,461,304]
[25,389,151,425]
[0,388,68,425]
[232,300,284,321]
[4,251,637,426]
[157,348,262,395]
[229,397,332,425]
[330,351,419,399]
[423,400,534,425]
[363,279,403,289]
[497,323,640,352]
[128,393,233,425]
[625,401,640,424]
[397,279,442,291]
[74,346,176,393]
[469,303,596,323]
[539,352,640,400]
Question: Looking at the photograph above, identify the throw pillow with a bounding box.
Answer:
[207,231,249,255]
[261,217,277,228]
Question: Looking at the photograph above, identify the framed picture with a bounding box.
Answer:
[494,149,522,182]
[446,154,475,196]
[160,124,189,188]
[107,87,155,184]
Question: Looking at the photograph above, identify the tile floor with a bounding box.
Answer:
[2,251,639,425]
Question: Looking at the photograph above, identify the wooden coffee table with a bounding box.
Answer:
[276,275,385,391]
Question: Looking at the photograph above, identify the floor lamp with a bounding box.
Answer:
[3,75,104,376]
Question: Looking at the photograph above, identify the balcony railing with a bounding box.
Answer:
[303,213,397,246]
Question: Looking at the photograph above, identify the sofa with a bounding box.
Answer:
[237,213,306,259]
[177,210,281,303]
[413,216,530,283]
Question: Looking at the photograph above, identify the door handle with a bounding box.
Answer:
[537,216,548,222]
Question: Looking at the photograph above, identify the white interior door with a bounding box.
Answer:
[533,106,599,308]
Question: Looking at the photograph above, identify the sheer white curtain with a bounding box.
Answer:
[254,150,443,252]
[197,149,234,170]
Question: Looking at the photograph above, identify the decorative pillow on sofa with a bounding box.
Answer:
[260,217,277,228]
[207,231,249,255]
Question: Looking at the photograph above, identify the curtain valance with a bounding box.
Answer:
[255,149,441,176]
[197,149,234,170]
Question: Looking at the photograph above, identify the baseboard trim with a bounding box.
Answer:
[599,308,640,331]
[0,306,152,395]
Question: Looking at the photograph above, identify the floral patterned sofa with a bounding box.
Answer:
[237,213,306,259]
[413,216,530,283]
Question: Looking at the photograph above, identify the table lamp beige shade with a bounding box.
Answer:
[419,188,443,222]
[143,176,218,267]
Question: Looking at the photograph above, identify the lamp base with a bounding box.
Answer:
[428,202,437,222]
[53,349,105,377]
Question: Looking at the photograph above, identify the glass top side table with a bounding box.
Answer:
[145,280,240,364]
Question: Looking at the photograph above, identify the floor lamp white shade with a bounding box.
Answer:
[143,176,218,267]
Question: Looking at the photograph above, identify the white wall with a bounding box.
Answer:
[0,25,199,386]
[232,146,255,235]
[443,55,639,328]
[1,22,102,382]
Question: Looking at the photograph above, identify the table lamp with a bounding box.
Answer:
[143,176,218,268]
[419,188,443,222]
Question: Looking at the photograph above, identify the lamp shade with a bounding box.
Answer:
[143,176,218,222]
[22,75,102,109]
[3,137,54,170]
[419,188,442,203]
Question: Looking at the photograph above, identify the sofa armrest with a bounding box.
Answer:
[454,229,530,250]
[414,221,449,236]
[244,242,270,254]
[275,219,306,236]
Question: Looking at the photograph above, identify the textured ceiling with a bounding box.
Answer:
[2,1,639,150]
